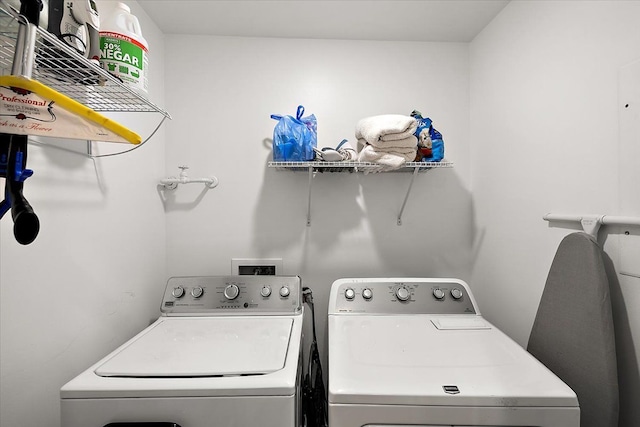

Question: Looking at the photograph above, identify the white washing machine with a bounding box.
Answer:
[328,278,580,427]
[61,275,304,427]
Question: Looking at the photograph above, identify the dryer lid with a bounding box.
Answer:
[95,317,294,378]
[328,315,578,407]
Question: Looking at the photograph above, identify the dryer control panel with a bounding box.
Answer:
[329,278,477,315]
[161,275,302,315]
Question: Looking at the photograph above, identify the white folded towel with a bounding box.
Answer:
[357,144,416,172]
[356,135,417,151]
[355,115,418,145]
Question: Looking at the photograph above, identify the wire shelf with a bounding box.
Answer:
[268,160,454,173]
[268,160,453,225]
[0,2,170,117]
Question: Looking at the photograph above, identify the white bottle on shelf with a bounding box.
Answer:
[99,2,148,96]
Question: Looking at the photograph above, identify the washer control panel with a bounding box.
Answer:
[331,278,476,314]
[161,275,302,314]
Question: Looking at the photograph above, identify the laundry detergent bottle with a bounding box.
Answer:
[99,2,149,96]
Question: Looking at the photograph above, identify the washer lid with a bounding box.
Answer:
[95,317,294,378]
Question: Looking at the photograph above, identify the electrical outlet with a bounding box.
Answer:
[231,258,283,275]
[239,265,276,275]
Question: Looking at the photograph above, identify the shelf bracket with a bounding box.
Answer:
[306,165,314,226]
[397,166,421,226]
[267,161,452,226]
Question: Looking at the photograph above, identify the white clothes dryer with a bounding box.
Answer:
[328,278,580,427]
[61,275,304,427]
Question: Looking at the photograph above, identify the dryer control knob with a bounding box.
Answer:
[362,288,373,300]
[224,284,240,300]
[396,287,410,301]
[261,286,272,297]
[345,288,356,300]
[172,286,185,298]
[451,288,463,299]
[279,286,290,298]
[433,288,445,300]
[191,286,204,298]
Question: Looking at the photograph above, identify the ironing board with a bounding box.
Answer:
[528,232,618,427]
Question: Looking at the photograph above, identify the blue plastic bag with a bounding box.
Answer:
[270,105,317,161]
[426,126,444,162]
[410,110,444,162]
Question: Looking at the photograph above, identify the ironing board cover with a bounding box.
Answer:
[528,232,618,427]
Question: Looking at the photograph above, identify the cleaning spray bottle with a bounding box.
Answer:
[99,2,148,96]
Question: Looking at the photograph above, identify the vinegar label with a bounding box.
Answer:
[99,31,148,94]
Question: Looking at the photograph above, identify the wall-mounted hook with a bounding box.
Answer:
[160,166,219,190]
[543,213,640,241]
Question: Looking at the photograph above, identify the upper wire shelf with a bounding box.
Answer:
[0,2,170,117]
[268,161,454,173]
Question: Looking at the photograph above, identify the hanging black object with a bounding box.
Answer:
[0,0,43,245]
[0,133,40,245]
[302,287,328,427]
[17,0,43,24]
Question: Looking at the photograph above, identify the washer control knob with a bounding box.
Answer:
[345,288,356,300]
[451,288,463,299]
[279,286,290,298]
[191,286,204,298]
[172,286,185,298]
[261,286,272,297]
[433,288,445,300]
[224,284,240,300]
[362,288,373,300]
[396,287,410,301]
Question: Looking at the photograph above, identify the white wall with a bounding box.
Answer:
[162,35,472,374]
[0,2,166,426]
[3,2,638,426]
[470,1,640,425]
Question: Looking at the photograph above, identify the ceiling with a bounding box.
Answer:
[137,0,509,43]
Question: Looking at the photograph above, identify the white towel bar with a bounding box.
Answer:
[543,213,640,238]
